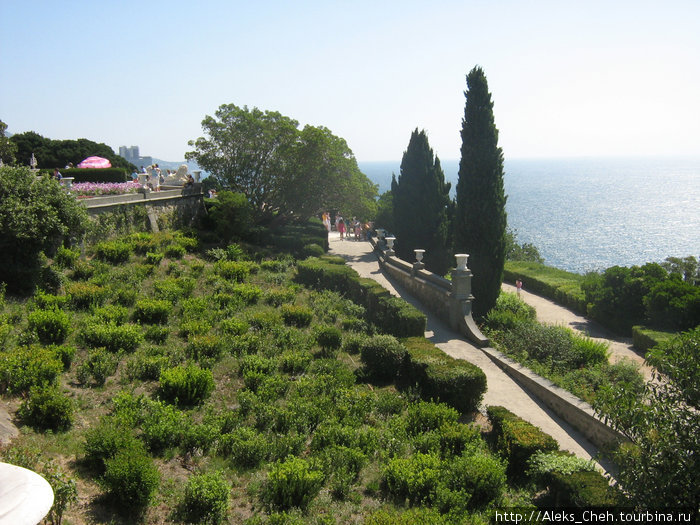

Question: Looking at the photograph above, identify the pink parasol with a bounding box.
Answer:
[77,156,112,168]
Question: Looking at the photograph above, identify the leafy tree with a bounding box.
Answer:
[9,131,134,170]
[0,166,88,294]
[661,255,699,285]
[594,327,699,509]
[392,129,452,275]
[373,189,395,234]
[505,227,544,263]
[454,66,507,316]
[0,120,17,165]
[187,104,376,223]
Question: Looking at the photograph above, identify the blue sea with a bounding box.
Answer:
[358,157,700,274]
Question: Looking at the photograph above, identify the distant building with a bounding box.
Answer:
[118,145,153,168]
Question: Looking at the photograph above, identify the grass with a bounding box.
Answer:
[504,260,587,314]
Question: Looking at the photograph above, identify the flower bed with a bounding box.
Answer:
[71,181,142,197]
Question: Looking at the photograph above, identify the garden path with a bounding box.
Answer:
[328,232,615,473]
[500,283,653,380]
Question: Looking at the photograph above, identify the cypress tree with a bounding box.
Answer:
[454,66,507,316]
[392,129,452,275]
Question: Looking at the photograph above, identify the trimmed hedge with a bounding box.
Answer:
[503,261,586,314]
[486,405,559,478]
[44,167,128,183]
[631,325,676,353]
[400,337,487,414]
[296,258,426,338]
[549,470,627,507]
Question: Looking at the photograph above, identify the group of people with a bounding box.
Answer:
[129,164,195,191]
[321,212,371,241]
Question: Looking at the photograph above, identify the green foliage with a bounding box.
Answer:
[382,452,442,505]
[54,245,80,269]
[181,471,231,525]
[364,507,451,525]
[203,191,254,242]
[442,451,506,509]
[0,345,63,394]
[645,326,699,407]
[186,334,225,366]
[487,405,559,478]
[549,470,627,507]
[314,324,342,354]
[79,321,143,353]
[94,240,132,263]
[215,260,252,282]
[84,419,145,472]
[18,385,74,431]
[91,304,129,324]
[526,450,596,487]
[405,401,459,435]
[153,276,196,303]
[219,426,269,468]
[0,166,88,294]
[505,227,544,264]
[158,364,215,406]
[643,277,700,331]
[454,66,507,316]
[77,348,119,386]
[503,261,587,314]
[27,308,70,344]
[133,298,171,324]
[101,449,160,511]
[280,304,313,327]
[360,334,407,382]
[66,281,108,310]
[392,129,452,275]
[260,456,324,511]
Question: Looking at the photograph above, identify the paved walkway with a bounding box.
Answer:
[501,283,653,380]
[328,232,615,471]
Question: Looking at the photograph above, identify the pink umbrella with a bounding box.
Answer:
[77,156,112,168]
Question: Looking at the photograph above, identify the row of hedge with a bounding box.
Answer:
[631,325,676,353]
[503,261,587,314]
[486,406,627,507]
[296,257,426,338]
[40,167,128,183]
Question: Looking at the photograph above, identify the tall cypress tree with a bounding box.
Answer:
[392,129,452,275]
[455,66,507,316]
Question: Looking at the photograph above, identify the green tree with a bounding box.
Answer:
[594,327,699,509]
[392,129,452,275]
[454,66,507,316]
[373,189,395,234]
[0,120,17,165]
[505,227,544,263]
[0,166,88,294]
[187,104,377,223]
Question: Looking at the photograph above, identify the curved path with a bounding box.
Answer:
[501,283,653,380]
[328,232,615,473]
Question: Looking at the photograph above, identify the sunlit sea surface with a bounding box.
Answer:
[358,157,700,274]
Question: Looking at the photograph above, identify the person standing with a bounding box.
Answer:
[337,216,346,240]
[516,279,523,296]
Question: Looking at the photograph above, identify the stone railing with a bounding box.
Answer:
[370,234,627,451]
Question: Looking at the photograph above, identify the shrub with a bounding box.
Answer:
[153,276,195,303]
[364,508,450,525]
[264,288,296,307]
[91,304,130,324]
[186,334,224,365]
[51,344,76,370]
[214,260,251,282]
[549,470,627,507]
[281,304,313,327]
[179,319,212,339]
[101,449,160,511]
[145,251,164,265]
[279,350,312,375]
[246,309,282,331]
[232,283,262,305]
[140,399,187,453]
[77,348,119,386]
[526,450,596,487]
[158,364,214,406]
[124,349,170,381]
[218,318,249,337]
[0,345,63,394]
[442,451,506,509]
[79,321,143,353]
[143,324,169,344]
[219,427,269,468]
[400,337,487,414]
[360,335,407,382]
[32,290,69,310]
[301,243,325,258]
[18,385,73,431]
[112,285,137,306]
[181,471,231,525]
[261,456,324,511]
[66,282,108,310]
[84,419,145,472]
[27,308,70,345]
[133,298,171,324]
[405,401,459,435]
[164,243,186,259]
[487,406,559,478]
[94,240,132,263]
[54,245,80,268]
[382,452,442,505]
[315,324,342,354]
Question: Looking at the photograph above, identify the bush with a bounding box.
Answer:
[382,452,442,505]
[218,427,269,468]
[77,348,119,386]
[205,190,253,242]
[261,456,324,511]
[18,385,73,431]
[27,308,70,345]
[84,419,145,472]
[232,283,262,305]
[526,450,596,487]
[281,304,313,327]
[0,345,63,394]
[54,245,80,268]
[301,243,325,258]
[399,337,487,414]
[181,471,231,525]
[66,282,108,310]
[360,335,407,382]
[94,240,132,263]
[549,470,627,507]
[158,364,214,406]
[218,318,249,337]
[154,276,196,303]
[101,449,160,511]
[214,260,252,282]
[487,406,559,478]
[143,324,169,344]
[315,324,342,354]
[405,401,459,435]
[79,321,143,353]
[186,334,224,366]
[133,298,171,324]
[442,451,506,509]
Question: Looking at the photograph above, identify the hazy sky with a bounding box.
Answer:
[2,0,699,162]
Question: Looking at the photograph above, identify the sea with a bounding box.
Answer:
[358,157,700,275]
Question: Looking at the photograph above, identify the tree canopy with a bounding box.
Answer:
[392,129,452,275]
[0,120,17,165]
[454,66,507,317]
[186,104,377,223]
[9,131,134,171]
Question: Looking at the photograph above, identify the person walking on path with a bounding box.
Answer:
[516,278,523,296]
[337,216,346,240]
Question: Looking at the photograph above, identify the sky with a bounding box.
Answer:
[2,0,700,163]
